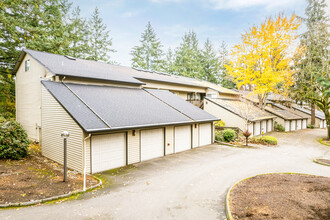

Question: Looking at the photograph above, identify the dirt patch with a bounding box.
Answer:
[321,138,330,146]
[0,144,98,204]
[315,159,330,166]
[229,174,330,220]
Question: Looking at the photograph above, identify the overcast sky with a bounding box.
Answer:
[70,0,329,66]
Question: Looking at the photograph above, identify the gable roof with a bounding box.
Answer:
[42,81,218,133]
[206,98,275,122]
[13,49,144,85]
[267,103,309,120]
[292,105,325,120]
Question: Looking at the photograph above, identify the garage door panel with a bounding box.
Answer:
[92,133,126,173]
[175,126,191,152]
[199,123,211,146]
[141,128,164,161]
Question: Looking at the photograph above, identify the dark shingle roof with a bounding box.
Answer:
[267,103,308,120]
[42,81,218,132]
[21,49,144,85]
[146,89,217,121]
[206,98,275,122]
[293,106,325,119]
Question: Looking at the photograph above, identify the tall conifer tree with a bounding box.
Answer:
[131,22,164,71]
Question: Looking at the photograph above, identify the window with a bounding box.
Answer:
[25,59,30,72]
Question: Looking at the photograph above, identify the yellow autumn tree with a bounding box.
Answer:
[225,14,301,108]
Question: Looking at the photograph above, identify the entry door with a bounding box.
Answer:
[92,133,126,173]
[174,125,191,153]
[141,128,164,161]
[199,123,212,146]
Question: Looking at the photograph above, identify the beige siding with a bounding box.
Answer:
[165,126,174,155]
[41,86,84,172]
[204,99,246,131]
[192,124,199,148]
[127,130,140,164]
[16,54,52,141]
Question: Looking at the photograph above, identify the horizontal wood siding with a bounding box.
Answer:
[127,130,140,164]
[41,86,83,172]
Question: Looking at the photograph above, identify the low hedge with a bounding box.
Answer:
[251,136,277,145]
[0,119,30,159]
[274,121,285,132]
[223,129,236,142]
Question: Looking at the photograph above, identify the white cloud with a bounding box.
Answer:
[150,0,186,3]
[121,11,140,18]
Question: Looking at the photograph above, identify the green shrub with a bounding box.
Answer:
[214,120,225,128]
[274,121,285,132]
[215,130,224,142]
[251,136,277,145]
[0,119,30,159]
[222,129,236,142]
[307,124,315,129]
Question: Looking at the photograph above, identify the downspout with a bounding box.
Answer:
[83,134,91,191]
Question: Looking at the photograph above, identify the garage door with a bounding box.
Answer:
[199,123,212,146]
[267,119,272,132]
[261,120,267,134]
[141,128,164,161]
[248,123,254,137]
[254,121,261,135]
[291,120,296,131]
[296,120,302,130]
[175,125,191,153]
[92,133,126,173]
[302,119,307,129]
[285,121,290,131]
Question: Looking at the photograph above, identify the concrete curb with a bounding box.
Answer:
[216,141,260,149]
[224,173,321,220]
[313,158,330,167]
[319,138,330,147]
[0,176,103,208]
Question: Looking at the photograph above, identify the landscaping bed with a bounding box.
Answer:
[0,144,98,205]
[228,173,330,220]
[314,158,330,166]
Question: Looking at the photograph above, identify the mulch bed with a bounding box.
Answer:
[0,144,98,204]
[314,159,330,166]
[229,174,330,220]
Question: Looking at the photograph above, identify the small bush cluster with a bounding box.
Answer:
[274,121,285,132]
[0,119,30,159]
[215,130,223,142]
[307,124,315,129]
[222,129,236,142]
[214,120,225,128]
[251,136,277,145]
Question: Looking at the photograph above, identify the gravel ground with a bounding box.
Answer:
[0,129,329,220]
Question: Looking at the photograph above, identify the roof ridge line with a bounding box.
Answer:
[144,89,195,122]
[62,82,112,129]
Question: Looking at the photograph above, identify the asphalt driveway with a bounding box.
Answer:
[1,129,329,220]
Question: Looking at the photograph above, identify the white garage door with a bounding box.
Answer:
[291,120,296,131]
[199,123,212,146]
[175,125,191,153]
[248,123,254,137]
[285,121,290,131]
[267,119,272,132]
[296,120,302,130]
[92,133,126,173]
[261,120,267,134]
[141,128,164,161]
[302,119,307,129]
[254,121,261,135]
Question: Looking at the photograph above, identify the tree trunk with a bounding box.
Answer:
[258,94,263,109]
[311,103,315,126]
[327,125,330,140]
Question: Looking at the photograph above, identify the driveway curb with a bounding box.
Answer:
[0,176,103,208]
[225,173,320,220]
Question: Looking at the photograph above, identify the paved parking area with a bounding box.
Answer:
[1,129,329,220]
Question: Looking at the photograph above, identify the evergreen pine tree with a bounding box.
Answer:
[218,41,236,89]
[65,6,89,58]
[87,7,115,63]
[130,22,165,71]
[174,30,202,78]
[200,39,220,83]
[163,48,176,74]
